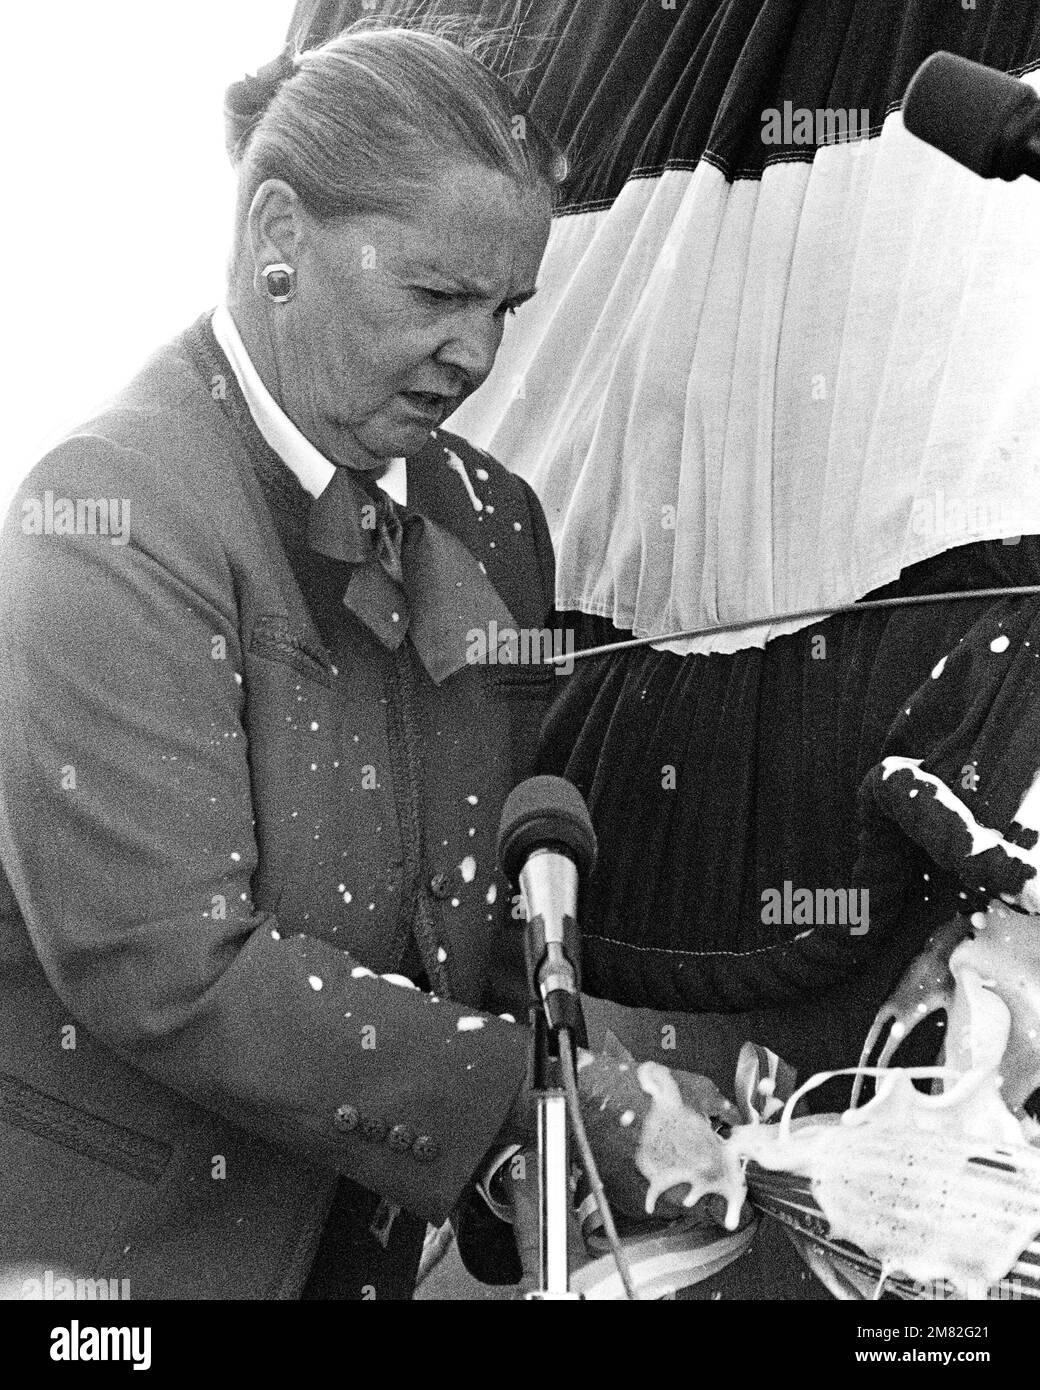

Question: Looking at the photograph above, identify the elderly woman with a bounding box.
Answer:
[0,24,727,1300]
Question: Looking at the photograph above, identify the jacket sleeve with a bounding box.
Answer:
[0,434,531,1228]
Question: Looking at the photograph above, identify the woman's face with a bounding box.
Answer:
[266,163,552,471]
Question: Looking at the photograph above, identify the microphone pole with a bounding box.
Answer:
[498,776,596,1299]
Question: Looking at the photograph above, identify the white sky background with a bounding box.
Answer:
[3,1,295,513]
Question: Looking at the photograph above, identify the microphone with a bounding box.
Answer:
[497,775,597,1034]
[903,51,1040,183]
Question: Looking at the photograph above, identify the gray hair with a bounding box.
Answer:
[225,18,567,238]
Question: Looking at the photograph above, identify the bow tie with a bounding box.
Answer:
[306,464,518,684]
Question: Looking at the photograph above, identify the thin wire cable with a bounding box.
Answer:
[539,584,1040,667]
[558,1028,639,1301]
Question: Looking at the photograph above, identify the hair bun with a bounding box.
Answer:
[223,49,297,161]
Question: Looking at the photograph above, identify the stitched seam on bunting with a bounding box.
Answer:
[0,1073,170,1184]
[584,931,817,959]
[557,134,885,213]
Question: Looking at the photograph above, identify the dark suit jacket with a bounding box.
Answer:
[0,313,557,1298]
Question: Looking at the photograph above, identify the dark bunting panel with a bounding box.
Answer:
[289,0,1040,205]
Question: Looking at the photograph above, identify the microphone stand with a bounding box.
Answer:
[522,984,589,1295]
[524,940,587,1300]
[526,1000,586,1300]
[496,784,609,1298]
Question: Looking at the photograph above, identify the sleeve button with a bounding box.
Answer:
[361,1115,389,1143]
[334,1104,360,1133]
[412,1134,440,1163]
[388,1123,417,1153]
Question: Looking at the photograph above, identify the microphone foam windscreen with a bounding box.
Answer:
[903,51,1037,178]
[497,775,597,882]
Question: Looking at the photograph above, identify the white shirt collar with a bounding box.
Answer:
[211,302,407,506]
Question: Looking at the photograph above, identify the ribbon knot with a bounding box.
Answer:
[306,463,519,684]
[369,489,406,589]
